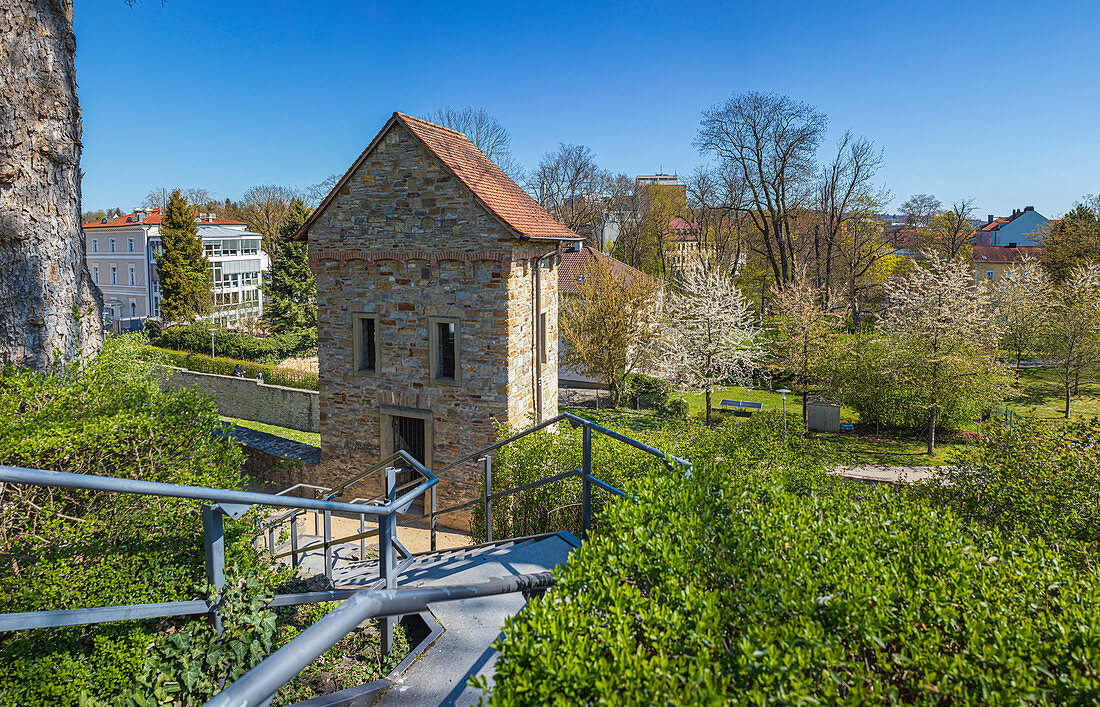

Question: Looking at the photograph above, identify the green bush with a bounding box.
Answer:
[914,416,1100,569]
[489,470,1100,704]
[153,323,316,363]
[144,346,318,390]
[471,411,828,541]
[0,335,271,705]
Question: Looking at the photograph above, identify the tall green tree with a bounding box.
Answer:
[157,190,211,323]
[263,199,316,332]
[1040,198,1100,284]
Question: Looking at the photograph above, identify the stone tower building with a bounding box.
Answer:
[293,112,577,517]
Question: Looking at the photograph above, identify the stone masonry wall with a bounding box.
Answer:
[306,121,560,527]
[164,367,319,432]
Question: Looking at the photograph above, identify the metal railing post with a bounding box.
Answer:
[429,484,437,552]
[323,511,332,580]
[359,514,366,561]
[201,504,225,634]
[379,466,397,656]
[581,425,592,538]
[290,515,299,568]
[482,456,493,543]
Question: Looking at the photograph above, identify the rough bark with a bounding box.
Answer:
[0,0,101,372]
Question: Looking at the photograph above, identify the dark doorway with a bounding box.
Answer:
[391,415,426,503]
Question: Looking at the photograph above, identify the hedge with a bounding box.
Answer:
[0,335,269,704]
[152,323,316,364]
[143,346,318,390]
[488,470,1100,704]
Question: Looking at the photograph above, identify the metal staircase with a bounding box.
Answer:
[0,412,690,707]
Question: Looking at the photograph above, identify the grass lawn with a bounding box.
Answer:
[812,430,973,467]
[222,416,321,447]
[677,385,860,423]
[1004,366,1100,420]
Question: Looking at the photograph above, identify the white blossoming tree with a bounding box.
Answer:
[882,251,1005,454]
[661,268,763,425]
[992,254,1052,376]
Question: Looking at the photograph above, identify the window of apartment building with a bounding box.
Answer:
[153,297,160,318]
[429,317,460,382]
[128,266,135,286]
[353,315,379,374]
[210,263,222,285]
[130,301,136,318]
[92,239,98,253]
[109,239,116,253]
[93,266,99,284]
[242,239,260,256]
[110,265,117,285]
[222,239,239,256]
[128,238,134,253]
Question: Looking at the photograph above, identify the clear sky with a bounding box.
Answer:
[75,0,1099,219]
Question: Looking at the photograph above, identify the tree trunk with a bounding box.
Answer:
[1074,369,1080,395]
[705,388,712,427]
[1,1,102,371]
[927,406,937,456]
[1065,382,1072,419]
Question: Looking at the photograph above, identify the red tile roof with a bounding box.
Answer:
[558,245,659,295]
[972,244,1044,264]
[666,217,699,242]
[83,208,245,229]
[294,112,580,242]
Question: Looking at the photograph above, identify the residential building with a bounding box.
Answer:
[83,209,269,326]
[972,244,1044,283]
[975,206,1049,247]
[666,216,702,281]
[292,112,574,522]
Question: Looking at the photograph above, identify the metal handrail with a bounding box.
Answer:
[204,572,556,707]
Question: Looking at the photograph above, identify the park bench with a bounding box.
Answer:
[720,399,764,417]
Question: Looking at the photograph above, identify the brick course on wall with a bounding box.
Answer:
[164,368,319,433]
[306,120,560,528]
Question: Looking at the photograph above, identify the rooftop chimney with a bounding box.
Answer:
[1024,205,1034,212]
[988,214,994,224]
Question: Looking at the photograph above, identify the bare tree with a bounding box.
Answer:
[686,164,748,280]
[306,173,341,207]
[141,187,220,213]
[239,184,301,246]
[918,199,977,260]
[425,106,523,179]
[1,0,102,371]
[814,131,887,307]
[661,267,764,425]
[899,194,942,230]
[695,91,827,284]
[531,144,612,242]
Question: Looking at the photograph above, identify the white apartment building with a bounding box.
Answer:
[83,208,269,326]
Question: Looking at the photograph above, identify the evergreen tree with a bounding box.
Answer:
[158,190,211,322]
[263,199,316,332]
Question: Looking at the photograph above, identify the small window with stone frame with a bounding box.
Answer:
[429,316,461,383]
[353,314,380,374]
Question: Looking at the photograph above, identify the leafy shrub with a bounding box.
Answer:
[144,346,318,390]
[154,323,316,363]
[0,335,268,705]
[489,470,1100,704]
[914,416,1100,569]
[471,410,828,541]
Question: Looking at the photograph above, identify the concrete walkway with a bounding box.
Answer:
[832,465,945,485]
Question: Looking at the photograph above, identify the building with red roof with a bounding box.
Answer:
[293,112,581,525]
[83,208,267,327]
[975,206,1049,247]
[972,244,1044,284]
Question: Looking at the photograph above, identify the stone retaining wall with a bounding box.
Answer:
[165,367,320,433]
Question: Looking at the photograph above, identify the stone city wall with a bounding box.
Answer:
[165,367,320,433]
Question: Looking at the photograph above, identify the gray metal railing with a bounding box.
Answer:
[0,451,437,653]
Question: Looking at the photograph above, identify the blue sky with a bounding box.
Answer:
[76,0,1099,218]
